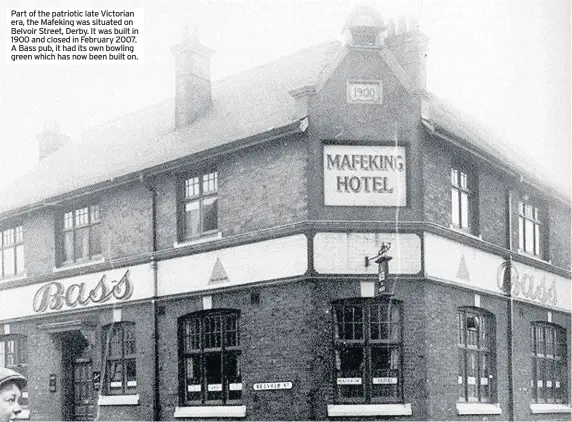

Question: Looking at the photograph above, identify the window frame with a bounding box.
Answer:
[177,309,241,406]
[518,199,544,258]
[457,307,496,403]
[0,224,24,279]
[0,334,29,408]
[59,203,102,265]
[332,298,403,404]
[178,170,219,241]
[530,322,568,404]
[101,322,137,396]
[450,166,476,233]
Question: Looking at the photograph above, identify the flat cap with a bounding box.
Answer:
[0,367,27,390]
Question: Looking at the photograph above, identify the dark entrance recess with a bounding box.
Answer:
[38,320,98,421]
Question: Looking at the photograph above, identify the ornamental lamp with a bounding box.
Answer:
[365,242,394,296]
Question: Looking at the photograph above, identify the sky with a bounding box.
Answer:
[0,0,570,194]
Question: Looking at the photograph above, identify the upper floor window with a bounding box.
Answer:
[178,310,241,405]
[518,200,542,257]
[457,308,496,403]
[0,334,28,409]
[61,204,102,264]
[451,167,474,232]
[180,171,218,240]
[530,323,567,404]
[332,298,403,404]
[0,225,24,278]
[102,322,136,395]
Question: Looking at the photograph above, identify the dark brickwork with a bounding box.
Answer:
[478,164,509,248]
[154,172,178,251]
[547,199,571,270]
[22,208,56,277]
[422,139,451,228]
[101,182,153,259]
[218,134,308,236]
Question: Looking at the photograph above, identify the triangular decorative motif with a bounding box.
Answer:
[208,257,230,284]
[456,254,470,281]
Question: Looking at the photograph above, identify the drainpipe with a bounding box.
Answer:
[145,179,160,421]
[506,190,515,421]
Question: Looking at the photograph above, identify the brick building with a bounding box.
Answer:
[0,6,570,421]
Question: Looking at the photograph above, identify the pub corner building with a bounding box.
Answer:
[0,5,570,421]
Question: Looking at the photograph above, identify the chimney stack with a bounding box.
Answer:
[384,16,429,90]
[342,5,386,48]
[37,122,69,160]
[171,27,214,128]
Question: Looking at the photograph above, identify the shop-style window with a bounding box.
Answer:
[451,167,475,232]
[0,334,28,408]
[178,310,241,405]
[180,171,218,240]
[530,323,567,404]
[61,205,102,264]
[0,225,24,279]
[457,308,496,403]
[332,299,402,403]
[518,200,543,257]
[102,322,136,395]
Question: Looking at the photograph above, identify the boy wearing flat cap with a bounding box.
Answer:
[0,367,26,422]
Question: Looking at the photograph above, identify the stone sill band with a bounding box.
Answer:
[97,394,140,406]
[174,405,247,418]
[456,403,502,415]
[327,403,412,417]
[530,404,572,414]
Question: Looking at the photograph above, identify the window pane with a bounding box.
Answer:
[63,231,74,262]
[75,207,89,227]
[0,341,4,366]
[335,347,364,399]
[451,168,458,186]
[205,353,223,402]
[3,248,15,276]
[64,212,74,229]
[519,217,525,250]
[202,197,218,232]
[467,350,478,401]
[203,172,217,193]
[226,352,242,401]
[15,245,24,274]
[0,252,3,277]
[534,224,540,256]
[124,325,136,356]
[460,192,469,229]
[125,359,136,384]
[458,350,466,401]
[185,318,201,352]
[371,346,400,399]
[204,315,222,349]
[451,188,460,226]
[2,229,14,246]
[90,205,101,223]
[75,227,90,260]
[14,226,23,243]
[108,361,123,389]
[479,353,491,402]
[524,219,534,253]
[184,201,200,238]
[185,356,202,402]
[185,177,200,198]
[225,315,239,347]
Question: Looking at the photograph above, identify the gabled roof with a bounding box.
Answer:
[421,91,570,203]
[0,41,342,217]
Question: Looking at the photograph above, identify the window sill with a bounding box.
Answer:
[449,224,482,240]
[97,394,139,406]
[530,404,571,414]
[174,405,246,418]
[327,404,412,417]
[517,249,551,265]
[16,409,30,419]
[0,273,27,282]
[174,232,222,248]
[53,257,105,272]
[456,403,501,415]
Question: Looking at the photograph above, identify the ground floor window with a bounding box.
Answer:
[457,308,496,403]
[531,323,567,404]
[102,322,136,395]
[178,310,241,405]
[332,298,402,403]
[0,334,28,408]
